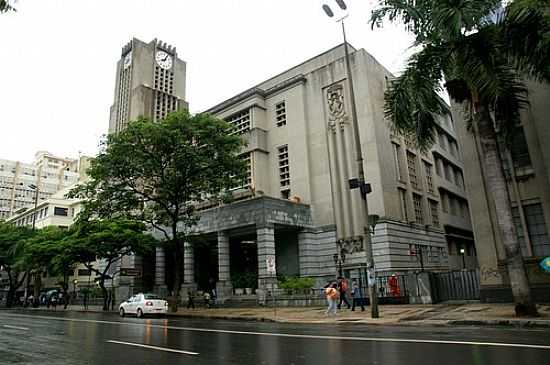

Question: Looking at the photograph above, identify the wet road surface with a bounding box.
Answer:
[0,310,549,364]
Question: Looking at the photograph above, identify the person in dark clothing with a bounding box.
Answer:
[187,291,195,309]
[351,279,365,311]
[337,277,351,310]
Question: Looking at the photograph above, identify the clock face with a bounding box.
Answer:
[155,51,173,70]
[123,52,132,69]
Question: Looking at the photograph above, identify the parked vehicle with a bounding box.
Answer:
[119,293,168,318]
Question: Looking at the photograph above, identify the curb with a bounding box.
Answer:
[448,319,550,328]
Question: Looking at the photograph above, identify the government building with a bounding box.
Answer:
[108,39,475,302]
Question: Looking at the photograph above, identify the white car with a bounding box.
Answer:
[119,293,168,318]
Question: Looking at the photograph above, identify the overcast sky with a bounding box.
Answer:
[0,0,414,163]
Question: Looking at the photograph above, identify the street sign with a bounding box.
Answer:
[120,268,141,277]
[540,257,550,273]
[266,255,276,275]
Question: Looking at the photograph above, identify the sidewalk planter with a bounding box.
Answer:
[245,288,253,295]
[234,288,244,296]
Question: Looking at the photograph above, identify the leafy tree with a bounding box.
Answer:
[0,222,33,307]
[0,0,16,13]
[370,0,549,315]
[65,218,158,310]
[70,110,246,309]
[19,226,70,306]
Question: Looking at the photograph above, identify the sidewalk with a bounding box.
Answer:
[14,303,550,328]
[171,303,550,328]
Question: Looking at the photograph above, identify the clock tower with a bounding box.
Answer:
[108,38,188,134]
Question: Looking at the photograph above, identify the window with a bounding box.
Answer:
[231,153,252,190]
[455,169,464,189]
[434,156,442,177]
[77,269,91,276]
[438,132,446,150]
[512,203,550,257]
[226,109,251,135]
[275,101,286,127]
[407,152,419,189]
[511,127,532,173]
[398,188,409,222]
[392,143,403,181]
[278,145,290,188]
[424,162,434,193]
[430,200,439,227]
[54,207,68,216]
[413,194,424,224]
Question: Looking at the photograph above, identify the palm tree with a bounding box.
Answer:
[370,0,549,316]
[0,0,16,13]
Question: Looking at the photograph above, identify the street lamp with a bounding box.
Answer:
[322,0,379,318]
[333,244,346,278]
[460,248,466,270]
[28,184,40,231]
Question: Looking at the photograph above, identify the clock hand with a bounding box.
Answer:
[163,54,168,62]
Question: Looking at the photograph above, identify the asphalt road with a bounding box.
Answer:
[0,310,549,364]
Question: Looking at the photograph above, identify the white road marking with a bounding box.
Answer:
[2,324,29,331]
[1,313,550,350]
[107,340,199,356]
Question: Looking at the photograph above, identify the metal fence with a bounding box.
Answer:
[432,269,480,302]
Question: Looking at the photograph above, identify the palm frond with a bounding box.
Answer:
[384,44,450,150]
[503,0,550,81]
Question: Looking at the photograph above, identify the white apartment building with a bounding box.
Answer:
[6,185,99,289]
[0,151,85,220]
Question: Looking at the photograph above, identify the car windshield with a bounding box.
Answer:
[143,294,161,300]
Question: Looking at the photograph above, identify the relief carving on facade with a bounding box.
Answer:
[326,84,348,132]
[339,237,364,254]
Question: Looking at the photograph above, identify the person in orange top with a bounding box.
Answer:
[325,282,339,316]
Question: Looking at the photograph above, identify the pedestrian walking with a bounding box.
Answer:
[204,291,211,308]
[324,283,339,316]
[337,277,351,310]
[351,279,365,312]
[187,291,195,309]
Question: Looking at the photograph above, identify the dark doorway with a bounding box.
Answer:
[193,239,218,291]
[230,235,258,290]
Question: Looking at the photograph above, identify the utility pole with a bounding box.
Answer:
[322,0,379,318]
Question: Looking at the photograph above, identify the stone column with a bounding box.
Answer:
[216,231,232,302]
[183,241,194,284]
[257,223,277,292]
[179,241,196,304]
[154,247,167,297]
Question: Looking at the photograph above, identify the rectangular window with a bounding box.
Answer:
[407,152,419,189]
[275,101,287,127]
[398,188,408,222]
[441,191,448,213]
[54,207,68,216]
[512,203,550,257]
[77,269,91,276]
[226,109,251,135]
[424,162,434,194]
[392,143,403,181]
[511,126,532,172]
[413,193,424,224]
[430,200,439,227]
[438,132,446,150]
[231,153,252,190]
[278,145,290,188]
[434,156,442,177]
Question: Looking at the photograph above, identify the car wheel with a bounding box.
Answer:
[119,308,125,317]
[137,308,143,318]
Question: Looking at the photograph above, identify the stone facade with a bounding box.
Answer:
[108,38,188,134]
[453,81,550,302]
[109,41,474,301]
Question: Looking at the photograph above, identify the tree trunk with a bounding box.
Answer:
[170,239,183,313]
[475,104,538,316]
[33,272,42,307]
[99,278,109,311]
